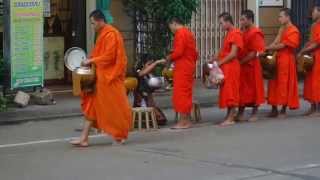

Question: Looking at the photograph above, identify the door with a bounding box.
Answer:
[71,0,86,50]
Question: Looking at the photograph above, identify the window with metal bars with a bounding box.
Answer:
[134,11,171,64]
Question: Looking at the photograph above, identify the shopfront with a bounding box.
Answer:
[0,0,3,51]
[1,0,133,89]
[43,0,87,85]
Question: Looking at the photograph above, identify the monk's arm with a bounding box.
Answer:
[166,32,184,61]
[239,51,257,65]
[269,26,284,47]
[90,32,117,64]
[266,43,286,51]
[242,33,265,64]
[299,42,319,56]
[218,44,238,66]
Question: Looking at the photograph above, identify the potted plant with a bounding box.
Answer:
[0,49,7,112]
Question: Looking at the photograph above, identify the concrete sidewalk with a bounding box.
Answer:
[0,80,218,125]
[0,80,306,125]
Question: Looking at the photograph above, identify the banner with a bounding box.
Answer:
[9,0,44,89]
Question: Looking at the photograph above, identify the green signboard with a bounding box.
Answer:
[6,0,44,89]
[0,0,3,26]
[96,0,113,23]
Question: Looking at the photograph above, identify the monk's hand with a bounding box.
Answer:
[81,59,92,67]
[266,44,276,51]
[257,51,263,57]
[209,54,218,63]
[265,45,272,51]
[297,51,304,58]
[165,55,171,61]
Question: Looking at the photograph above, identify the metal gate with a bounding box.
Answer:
[292,0,320,48]
[190,0,247,78]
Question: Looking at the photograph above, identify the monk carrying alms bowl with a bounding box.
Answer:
[297,54,314,76]
[259,51,277,79]
[64,47,96,96]
[76,65,96,94]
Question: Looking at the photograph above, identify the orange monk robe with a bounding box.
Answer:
[239,27,265,106]
[268,25,300,109]
[170,27,198,114]
[304,22,320,103]
[81,25,132,140]
[218,28,243,109]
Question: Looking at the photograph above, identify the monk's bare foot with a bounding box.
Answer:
[267,111,279,118]
[312,112,320,117]
[112,139,126,146]
[171,120,192,129]
[303,109,317,117]
[70,139,89,147]
[217,120,236,127]
[235,114,247,122]
[248,116,258,122]
[278,113,287,119]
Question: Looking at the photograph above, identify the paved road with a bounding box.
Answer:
[1,101,320,180]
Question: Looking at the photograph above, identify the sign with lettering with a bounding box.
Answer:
[259,0,284,7]
[0,0,3,26]
[5,0,44,89]
[43,0,50,17]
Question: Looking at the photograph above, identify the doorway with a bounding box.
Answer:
[44,0,86,85]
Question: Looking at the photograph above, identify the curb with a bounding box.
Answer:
[0,102,215,126]
[0,113,83,126]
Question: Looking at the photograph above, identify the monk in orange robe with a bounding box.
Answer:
[266,8,300,118]
[298,6,320,116]
[164,17,198,129]
[237,10,265,122]
[212,13,243,126]
[70,10,132,147]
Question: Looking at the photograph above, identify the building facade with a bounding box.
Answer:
[0,0,318,88]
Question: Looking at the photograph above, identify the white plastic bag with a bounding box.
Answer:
[207,62,224,89]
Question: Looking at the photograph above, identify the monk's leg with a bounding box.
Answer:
[315,103,320,117]
[279,106,287,118]
[219,107,236,127]
[248,106,258,122]
[70,120,93,147]
[268,106,279,118]
[236,106,246,122]
[303,103,317,116]
[172,113,192,129]
[181,113,192,128]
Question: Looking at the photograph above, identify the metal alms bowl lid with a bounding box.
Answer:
[64,47,87,71]
[75,67,94,75]
[303,54,312,59]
